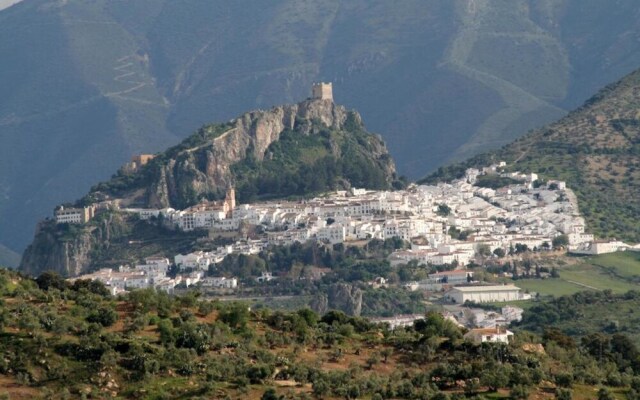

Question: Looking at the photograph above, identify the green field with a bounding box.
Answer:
[589,251,640,279]
[511,252,640,347]
[515,252,640,298]
[486,299,536,310]
[516,278,587,297]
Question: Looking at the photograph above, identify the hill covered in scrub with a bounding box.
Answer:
[421,68,640,243]
[84,97,399,209]
[0,267,639,399]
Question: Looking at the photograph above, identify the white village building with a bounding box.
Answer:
[464,327,514,344]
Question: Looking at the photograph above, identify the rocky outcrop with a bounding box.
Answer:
[311,283,363,316]
[145,98,392,209]
[21,98,398,276]
[310,293,329,316]
[20,221,94,277]
[20,214,130,277]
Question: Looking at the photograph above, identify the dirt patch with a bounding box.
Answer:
[0,375,41,399]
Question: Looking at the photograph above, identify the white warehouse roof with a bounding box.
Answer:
[450,285,520,292]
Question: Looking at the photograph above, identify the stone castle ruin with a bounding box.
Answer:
[312,82,333,101]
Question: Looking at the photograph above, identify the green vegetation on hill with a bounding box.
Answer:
[2,267,640,399]
[474,175,524,190]
[518,290,640,347]
[209,239,424,317]
[232,116,398,203]
[421,68,640,243]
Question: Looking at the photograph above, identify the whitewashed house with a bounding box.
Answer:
[464,327,514,344]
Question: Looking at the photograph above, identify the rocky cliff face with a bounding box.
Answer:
[129,98,395,209]
[20,222,94,277]
[20,214,130,277]
[312,283,363,316]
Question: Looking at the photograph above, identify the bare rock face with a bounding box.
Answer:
[20,214,128,277]
[237,98,348,159]
[310,293,329,315]
[326,283,363,316]
[146,98,373,209]
[311,283,363,316]
[20,221,94,277]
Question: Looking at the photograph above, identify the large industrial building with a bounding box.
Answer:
[445,285,527,304]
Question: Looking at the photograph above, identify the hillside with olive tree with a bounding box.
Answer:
[0,267,639,399]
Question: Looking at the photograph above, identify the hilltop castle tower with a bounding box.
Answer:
[312,82,333,101]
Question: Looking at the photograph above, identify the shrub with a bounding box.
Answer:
[86,306,118,327]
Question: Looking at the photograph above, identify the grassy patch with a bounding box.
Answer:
[510,253,640,298]
[485,299,537,310]
[515,278,585,297]
[589,252,640,279]
[571,385,628,400]
[559,264,637,293]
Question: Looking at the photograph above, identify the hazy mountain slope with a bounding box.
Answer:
[0,0,178,260]
[2,0,640,259]
[422,68,640,243]
[0,243,19,267]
